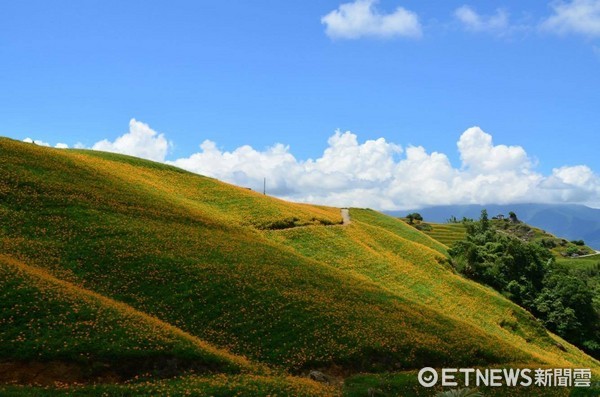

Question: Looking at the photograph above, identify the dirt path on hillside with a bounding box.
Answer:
[576,250,600,258]
[341,208,350,225]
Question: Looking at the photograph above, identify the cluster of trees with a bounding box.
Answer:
[405,212,423,224]
[449,210,599,358]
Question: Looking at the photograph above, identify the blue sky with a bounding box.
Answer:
[2,1,600,209]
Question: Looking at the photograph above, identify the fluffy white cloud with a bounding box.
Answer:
[32,119,588,210]
[304,131,402,182]
[541,0,600,37]
[541,165,600,202]
[167,125,600,210]
[92,119,171,162]
[23,138,69,149]
[454,5,510,33]
[321,0,422,39]
[170,140,300,195]
[457,127,531,173]
[168,130,403,198]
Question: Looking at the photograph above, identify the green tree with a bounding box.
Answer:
[448,213,599,358]
[405,212,423,225]
[480,209,490,232]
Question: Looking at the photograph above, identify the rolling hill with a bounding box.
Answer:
[0,137,598,395]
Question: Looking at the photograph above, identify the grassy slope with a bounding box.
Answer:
[267,209,598,372]
[0,138,598,390]
[0,254,254,378]
[0,139,527,372]
[490,219,596,257]
[70,149,342,230]
[0,375,338,397]
[557,255,600,270]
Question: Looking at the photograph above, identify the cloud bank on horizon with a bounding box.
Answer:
[26,119,600,211]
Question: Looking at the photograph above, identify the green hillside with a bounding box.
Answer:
[489,218,596,258]
[267,210,598,369]
[0,254,256,384]
[420,219,596,259]
[0,138,598,394]
[0,375,338,397]
[556,254,600,333]
[558,254,600,270]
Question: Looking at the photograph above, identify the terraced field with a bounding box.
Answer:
[421,223,467,247]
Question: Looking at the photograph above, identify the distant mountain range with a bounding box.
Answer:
[387,204,600,249]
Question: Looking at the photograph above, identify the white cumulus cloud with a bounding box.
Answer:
[457,127,531,173]
[541,0,600,37]
[321,0,422,39]
[166,125,600,210]
[56,119,598,210]
[170,140,300,195]
[92,119,171,162]
[542,165,600,202]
